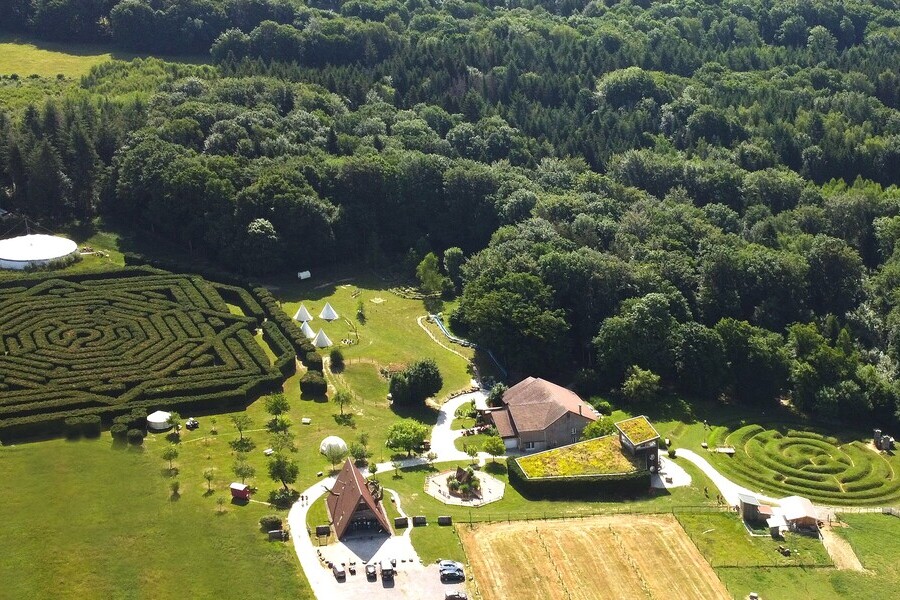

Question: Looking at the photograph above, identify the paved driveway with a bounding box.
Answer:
[327,564,468,600]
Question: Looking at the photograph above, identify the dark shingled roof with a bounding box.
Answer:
[499,377,597,433]
[326,459,392,539]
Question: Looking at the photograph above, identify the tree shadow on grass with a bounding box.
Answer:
[160,467,179,478]
[169,492,181,502]
[203,489,216,498]
[483,462,507,476]
[333,414,355,427]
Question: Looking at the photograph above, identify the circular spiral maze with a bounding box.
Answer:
[709,423,900,505]
[0,272,280,429]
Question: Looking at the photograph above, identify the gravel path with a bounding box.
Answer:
[675,448,780,506]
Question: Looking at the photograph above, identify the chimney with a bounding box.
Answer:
[579,405,582,416]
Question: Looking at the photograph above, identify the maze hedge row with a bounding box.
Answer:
[708,423,900,506]
[0,267,293,439]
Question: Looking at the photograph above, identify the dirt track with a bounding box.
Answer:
[820,525,867,571]
[458,514,731,600]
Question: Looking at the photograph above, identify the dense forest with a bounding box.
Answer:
[2,0,900,425]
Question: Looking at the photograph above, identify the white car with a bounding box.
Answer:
[438,560,464,571]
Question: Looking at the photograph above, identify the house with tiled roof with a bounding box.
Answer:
[486,377,598,453]
[326,459,392,540]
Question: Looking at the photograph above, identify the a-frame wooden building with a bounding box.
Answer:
[326,459,393,540]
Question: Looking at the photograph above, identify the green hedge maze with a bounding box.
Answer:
[0,269,293,436]
[709,424,900,506]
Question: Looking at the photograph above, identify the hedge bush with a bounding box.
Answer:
[110,423,128,441]
[127,428,145,445]
[0,269,289,441]
[259,515,283,531]
[300,371,327,396]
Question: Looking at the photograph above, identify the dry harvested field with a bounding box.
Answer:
[458,514,730,600]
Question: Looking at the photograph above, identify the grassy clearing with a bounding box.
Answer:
[0,437,310,600]
[274,270,474,403]
[677,512,831,567]
[0,35,114,78]
[715,513,900,600]
[516,434,641,478]
[0,34,206,79]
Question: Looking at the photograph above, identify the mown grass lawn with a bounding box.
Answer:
[274,270,474,403]
[676,512,831,568]
[715,513,900,600]
[0,437,310,600]
[382,457,719,526]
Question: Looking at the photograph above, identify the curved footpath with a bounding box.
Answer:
[676,448,781,506]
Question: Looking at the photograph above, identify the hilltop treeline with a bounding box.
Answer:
[1,0,900,424]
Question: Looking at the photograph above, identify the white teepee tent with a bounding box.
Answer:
[293,304,313,322]
[300,320,315,339]
[319,302,339,321]
[313,328,332,348]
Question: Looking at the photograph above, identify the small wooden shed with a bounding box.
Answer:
[230,482,251,501]
[738,493,761,521]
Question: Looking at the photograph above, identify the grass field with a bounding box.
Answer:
[0,35,114,78]
[458,515,730,600]
[716,513,900,599]
[0,35,205,78]
[0,437,310,599]
[279,278,473,404]
[677,512,831,567]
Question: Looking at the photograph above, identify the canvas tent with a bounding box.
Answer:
[319,302,339,321]
[300,321,315,339]
[326,458,392,539]
[147,410,172,431]
[319,436,348,456]
[313,328,332,348]
[293,304,313,322]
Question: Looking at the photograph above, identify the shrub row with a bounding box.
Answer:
[507,456,650,499]
[63,414,102,439]
[262,321,298,377]
[252,287,318,367]
[0,374,281,441]
[300,371,327,397]
[212,283,266,321]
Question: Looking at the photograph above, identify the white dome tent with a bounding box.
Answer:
[147,410,172,431]
[300,320,315,339]
[293,304,313,322]
[0,234,78,270]
[319,302,339,321]
[319,436,348,456]
[313,328,332,348]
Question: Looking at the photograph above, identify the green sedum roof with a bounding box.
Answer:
[517,434,641,478]
[615,416,660,446]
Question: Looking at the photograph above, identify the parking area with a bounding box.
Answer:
[330,563,468,600]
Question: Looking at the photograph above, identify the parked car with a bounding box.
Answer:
[380,559,395,580]
[185,418,199,430]
[438,560,464,571]
[440,569,465,583]
[332,563,346,580]
[365,564,377,580]
[445,593,468,600]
